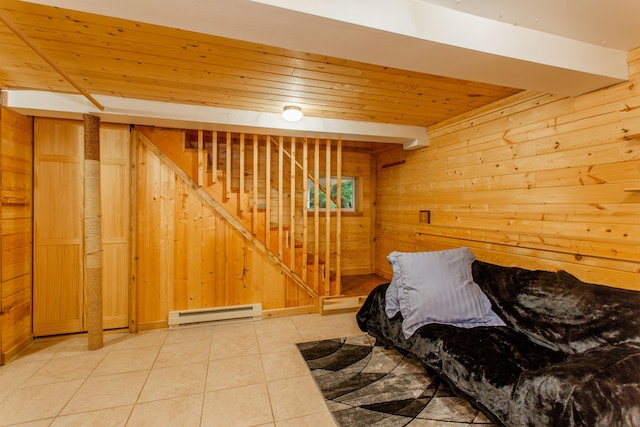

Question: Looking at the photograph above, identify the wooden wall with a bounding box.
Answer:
[0,107,33,364]
[375,50,640,290]
[135,133,315,330]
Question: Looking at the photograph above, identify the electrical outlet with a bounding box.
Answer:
[419,210,431,224]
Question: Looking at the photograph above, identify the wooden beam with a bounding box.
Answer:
[211,131,217,183]
[83,114,103,350]
[197,129,204,186]
[289,137,296,272]
[325,139,331,296]
[335,138,342,296]
[225,132,231,200]
[314,138,320,294]
[252,134,258,234]
[278,136,284,258]
[302,138,308,283]
[239,132,245,217]
[265,135,271,250]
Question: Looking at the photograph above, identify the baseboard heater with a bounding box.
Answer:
[168,304,262,328]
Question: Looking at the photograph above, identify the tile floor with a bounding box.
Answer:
[0,313,365,427]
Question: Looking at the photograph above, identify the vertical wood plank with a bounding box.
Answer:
[325,139,331,296]
[265,136,271,251]
[211,131,217,184]
[239,132,245,217]
[129,130,139,332]
[289,137,296,272]
[313,138,320,294]
[335,138,342,295]
[278,136,284,259]
[253,134,258,235]
[225,132,231,200]
[197,129,204,186]
[302,138,308,283]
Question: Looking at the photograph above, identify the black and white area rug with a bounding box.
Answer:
[297,335,495,427]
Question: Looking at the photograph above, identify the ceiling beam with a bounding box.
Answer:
[1,90,429,149]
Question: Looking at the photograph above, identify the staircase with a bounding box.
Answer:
[136,126,347,307]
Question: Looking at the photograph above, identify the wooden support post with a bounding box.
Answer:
[197,129,204,186]
[265,136,271,250]
[302,138,308,283]
[253,134,258,235]
[225,132,231,200]
[325,139,331,296]
[289,137,296,272]
[211,131,218,183]
[313,138,320,294]
[84,114,103,350]
[239,133,245,217]
[335,138,342,296]
[278,136,284,258]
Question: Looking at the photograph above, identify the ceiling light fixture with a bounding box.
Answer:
[282,105,303,122]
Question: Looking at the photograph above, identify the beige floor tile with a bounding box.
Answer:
[127,394,203,427]
[206,354,265,391]
[138,362,207,402]
[49,405,133,427]
[255,317,299,335]
[110,330,168,350]
[92,346,160,376]
[12,339,69,364]
[261,349,310,382]
[164,325,214,345]
[6,420,54,427]
[297,324,347,342]
[210,333,259,360]
[0,359,48,401]
[210,321,257,339]
[0,380,83,426]
[257,329,303,354]
[275,411,337,427]
[22,353,105,387]
[61,370,148,415]
[267,375,328,421]
[154,340,210,368]
[52,337,114,359]
[202,383,273,427]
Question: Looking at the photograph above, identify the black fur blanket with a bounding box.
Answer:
[357,261,640,426]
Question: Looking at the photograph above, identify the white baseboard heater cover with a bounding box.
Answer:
[168,304,262,328]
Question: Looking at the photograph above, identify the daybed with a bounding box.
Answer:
[356,248,640,426]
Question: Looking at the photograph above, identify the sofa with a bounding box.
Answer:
[356,248,640,426]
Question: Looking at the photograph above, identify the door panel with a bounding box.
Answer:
[33,119,84,336]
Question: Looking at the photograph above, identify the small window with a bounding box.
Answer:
[308,177,356,212]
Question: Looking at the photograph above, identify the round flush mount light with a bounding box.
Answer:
[282,105,303,122]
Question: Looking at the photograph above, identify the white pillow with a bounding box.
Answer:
[384,252,402,318]
[390,248,505,338]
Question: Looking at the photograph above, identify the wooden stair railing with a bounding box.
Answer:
[180,128,344,299]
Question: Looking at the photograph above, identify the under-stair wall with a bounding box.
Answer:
[135,129,317,330]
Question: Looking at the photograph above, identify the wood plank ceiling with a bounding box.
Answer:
[0,0,521,127]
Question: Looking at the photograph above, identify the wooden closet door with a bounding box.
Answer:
[33,119,84,336]
[100,124,130,329]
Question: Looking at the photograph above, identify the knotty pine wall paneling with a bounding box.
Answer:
[0,107,33,364]
[375,49,640,290]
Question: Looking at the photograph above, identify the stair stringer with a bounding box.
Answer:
[137,130,320,310]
